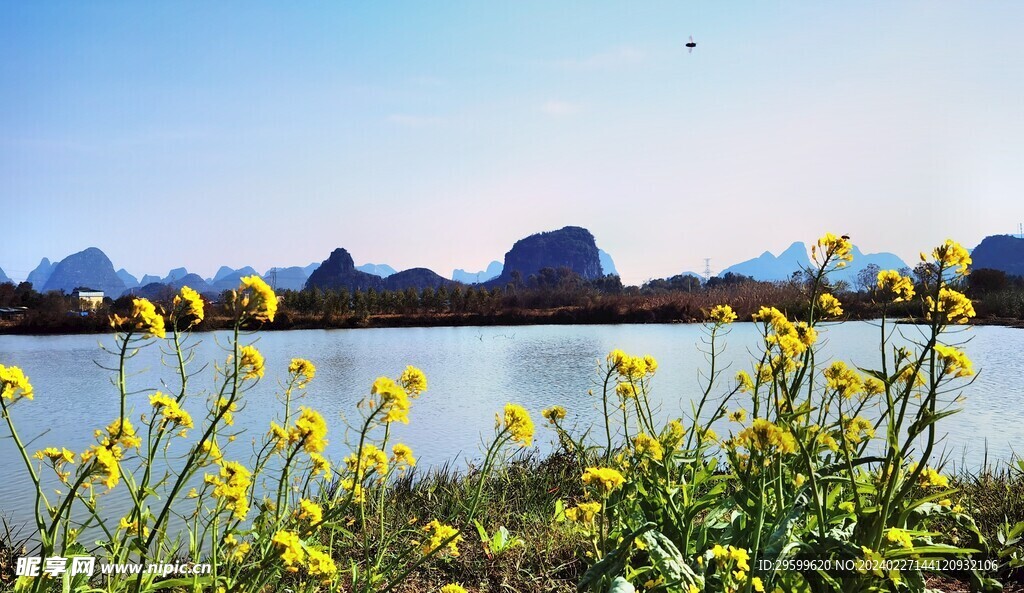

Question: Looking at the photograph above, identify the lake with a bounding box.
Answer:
[0,322,1021,533]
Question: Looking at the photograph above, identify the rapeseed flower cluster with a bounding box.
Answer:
[734,419,797,455]
[632,433,664,461]
[205,460,252,520]
[236,345,265,380]
[271,529,305,571]
[422,519,461,557]
[82,420,140,489]
[345,443,389,478]
[916,465,950,489]
[171,286,204,326]
[238,275,278,322]
[542,405,567,424]
[111,297,166,339]
[735,370,754,393]
[290,407,329,454]
[582,467,626,493]
[34,447,75,483]
[885,528,914,549]
[391,443,416,468]
[928,239,972,277]
[0,364,33,402]
[841,415,875,445]
[812,232,854,268]
[933,344,974,378]
[296,498,323,525]
[371,376,411,424]
[607,350,657,381]
[305,547,338,580]
[753,307,815,359]
[877,270,915,302]
[150,392,194,431]
[817,293,844,317]
[925,287,976,325]
[399,365,428,395]
[565,501,602,523]
[823,361,864,398]
[708,304,738,324]
[502,403,534,447]
[288,358,316,388]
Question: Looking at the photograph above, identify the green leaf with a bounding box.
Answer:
[577,523,654,593]
[638,529,700,590]
[608,576,636,593]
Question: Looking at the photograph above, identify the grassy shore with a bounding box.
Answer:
[2,452,1021,592]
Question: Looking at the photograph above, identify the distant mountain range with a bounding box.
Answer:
[8,232,1022,300]
[717,242,910,283]
[971,235,1024,277]
[452,261,503,284]
[450,248,617,285]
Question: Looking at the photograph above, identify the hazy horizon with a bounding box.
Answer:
[3,2,1023,285]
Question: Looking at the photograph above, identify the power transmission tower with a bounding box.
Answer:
[1018,223,1023,239]
[703,258,713,282]
[269,269,278,290]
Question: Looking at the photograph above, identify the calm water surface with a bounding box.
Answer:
[0,322,1021,532]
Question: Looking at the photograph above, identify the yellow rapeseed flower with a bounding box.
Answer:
[296,498,323,524]
[236,345,265,380]
[823,361,863,398]
[271,530,305,571]
[150,392,194,430]
[728,409,747,423]
[171,286,205,325]
[542,405,567,424]
[440,585,468,593]
[925,287,975,325]
[371,376,412,424]
[930,239,972,277]
[817,293,844,317]
[885,528,914,549]
[917,466,950,489]
[392,443,416,468]
[288,358,316,388]
[877,270,915,302]
[708,304,738,324]
[290,407,329,454]
[239,275,278,322]
[502,403,534,447]
[582,467,626,493]
[205,460,252,520]
[633,433,664,461]
[0,364,34,402]
[736,370,754,393]
[933,344,973,378]
[306,547,337,580]
[813,233,854,268]
[735,419,797,455]
[399,365,428,396]
[564,501,602,523]
[422,519,461,557]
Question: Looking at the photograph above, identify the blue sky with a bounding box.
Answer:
[2,2,1022,285]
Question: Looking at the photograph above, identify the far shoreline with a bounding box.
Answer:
[2,312,1023,338]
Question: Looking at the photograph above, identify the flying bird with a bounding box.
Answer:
[686,35,697,53]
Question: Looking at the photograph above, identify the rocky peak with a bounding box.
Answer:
[492,226,603,285]
[305,248,384,291]
[42,247,126,296]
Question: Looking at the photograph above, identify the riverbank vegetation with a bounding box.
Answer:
[4,258,1024,336]
[1,234,1023,592]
